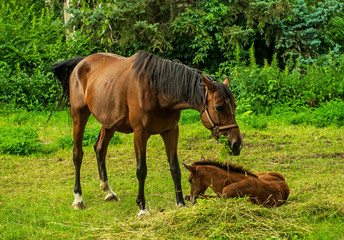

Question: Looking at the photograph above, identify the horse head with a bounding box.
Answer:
[200,75,242,156]
[183,163,206,204]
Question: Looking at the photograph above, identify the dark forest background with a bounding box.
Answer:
[1,0,343,122]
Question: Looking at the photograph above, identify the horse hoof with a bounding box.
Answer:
[137,209,150,217]
[72,201,85,210]
[177,203,186,208]
[184,194,191,201]
[105,193,119,202]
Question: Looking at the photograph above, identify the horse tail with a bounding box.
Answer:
[52,57,85,103]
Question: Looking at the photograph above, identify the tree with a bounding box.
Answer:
[274,0,344,64]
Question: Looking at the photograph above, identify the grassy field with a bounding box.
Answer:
[0,110,343,239]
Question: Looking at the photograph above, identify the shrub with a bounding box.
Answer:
[180,110,200,125]
[0,126,45,155]
[288,101,344,127]
[221,50,344,115]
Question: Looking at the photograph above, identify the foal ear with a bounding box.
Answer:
[223,77,230,88]
[201,74,215,91]
[183,163,195,173]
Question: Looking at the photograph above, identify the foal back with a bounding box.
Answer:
[229,171,290,207]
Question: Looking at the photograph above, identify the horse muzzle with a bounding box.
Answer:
[229,138,243,156]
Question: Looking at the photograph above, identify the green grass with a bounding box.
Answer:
[0,110,343,239]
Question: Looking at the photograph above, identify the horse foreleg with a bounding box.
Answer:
[161,126,185,208]
[94,126,119,202]
[71,110,90,209]
[134,130,150,216]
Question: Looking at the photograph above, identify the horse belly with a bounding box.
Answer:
[89,97,132,132]
[85,78,133,132]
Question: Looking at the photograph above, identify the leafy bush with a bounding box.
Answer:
[180,110,200,125]
[1,0,344,116]
[222,50,344,115]
[288,101,344,127]
[0,65,60,111]
[58,128,121,149]
[0,0,94,111]
[0,126,46,155]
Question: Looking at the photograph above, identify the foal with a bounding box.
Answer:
[183,158,289,207]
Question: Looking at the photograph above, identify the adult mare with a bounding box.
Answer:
[52,51,242,215]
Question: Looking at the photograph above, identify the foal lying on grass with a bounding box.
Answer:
[183,158,290,207]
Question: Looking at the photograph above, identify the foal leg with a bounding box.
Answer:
[161,126,185,207]
[134,129,150,216]
[223,180,260,204]
[94,126,119,202]
[71,109,90,209]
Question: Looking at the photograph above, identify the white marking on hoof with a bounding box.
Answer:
[72,193,85,209]
[105,193,119,202]
[176,203,186,208]
[137,209,150,216]
[100,181,119,202]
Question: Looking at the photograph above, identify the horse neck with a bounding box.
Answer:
[172,101,204,112]
[197,166,231,192]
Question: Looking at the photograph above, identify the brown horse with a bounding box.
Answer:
[52,51,242,215]
[183,158,289,207]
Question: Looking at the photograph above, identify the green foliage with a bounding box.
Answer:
[288,101,344,127]
[171,0,291,69]
[0,126,45,155]
[0,0,66,71]
[1,0,344,113]
[66,0,178,55]
[180,109,200,125]
[0,0,66,110]
[0,0,95,111]
[220,50,344,114]
[326,16,344,47]
[274,0,344,64]
[0,65,60,111]
[58,128,121,149]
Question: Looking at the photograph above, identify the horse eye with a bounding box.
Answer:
[188,178,192,183]
[215,106,224,111]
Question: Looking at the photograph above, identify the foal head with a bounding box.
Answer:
[200,75,242,155]
[183,162,208,203]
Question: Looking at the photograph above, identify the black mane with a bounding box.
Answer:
[191,159,257,177]
[132,51,233,106]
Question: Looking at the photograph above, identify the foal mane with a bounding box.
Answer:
[132,50,234,106]
[191,159,257,177]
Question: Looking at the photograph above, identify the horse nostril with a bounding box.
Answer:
[231,141,242,155]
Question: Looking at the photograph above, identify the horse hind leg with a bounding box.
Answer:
[94,126,119,202]
[71,108,90,209]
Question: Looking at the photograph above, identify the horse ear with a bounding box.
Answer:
[223,77,230,88]
[201,74,215,91]
[183,163,195,173]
